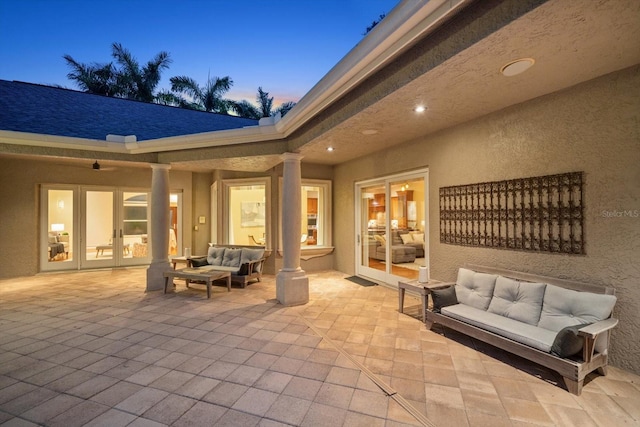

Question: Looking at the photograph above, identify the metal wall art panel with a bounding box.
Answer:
[439,172,584,254]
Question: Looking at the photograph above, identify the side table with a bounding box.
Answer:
[398,279,449,322]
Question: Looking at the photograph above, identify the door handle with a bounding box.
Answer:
[120,229,123,238]
[112,229,116,238]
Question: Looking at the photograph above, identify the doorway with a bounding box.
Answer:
[355,169,429,286]
[41,185,181,272]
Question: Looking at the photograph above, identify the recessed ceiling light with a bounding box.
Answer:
[501,58,535,77]
[414,105,426,113]
[326,147,334,152]
[361,129,378,135]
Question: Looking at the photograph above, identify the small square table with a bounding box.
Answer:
[398,279,449,322]
[163,268,231,298]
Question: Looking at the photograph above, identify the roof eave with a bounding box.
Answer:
[0,130,129,153]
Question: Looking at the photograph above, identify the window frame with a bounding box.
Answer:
[278,178,333,259]
[222,177,271,248]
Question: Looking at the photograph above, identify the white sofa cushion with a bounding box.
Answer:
[538,284,617,332]
[488,276,546,325]
[455,268,498,310]
[442,304,556,353]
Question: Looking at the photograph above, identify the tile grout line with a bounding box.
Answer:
[299,316,436,427]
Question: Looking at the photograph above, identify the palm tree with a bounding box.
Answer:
[111,43,172,103]
[63,56,122,96]
[231,100,261,119]
[63,43,171,102]
[256,87,274,118]
[169,74,234,113]
[274,101,296,117]
[231,87,297,119]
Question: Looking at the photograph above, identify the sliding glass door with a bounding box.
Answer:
[356,169,429,286]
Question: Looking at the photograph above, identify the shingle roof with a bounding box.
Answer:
[0,80,258,141]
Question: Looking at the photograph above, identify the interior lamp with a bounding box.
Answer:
[51,223,65,232]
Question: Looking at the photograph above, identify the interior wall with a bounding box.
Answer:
[333,66,640,374]
[0,157,193,279]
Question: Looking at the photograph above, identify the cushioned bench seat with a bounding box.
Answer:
[426,264,618,395]
[441,304,557,352]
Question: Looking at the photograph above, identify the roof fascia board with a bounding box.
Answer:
[0,130,129,153]
[125,124,283,154]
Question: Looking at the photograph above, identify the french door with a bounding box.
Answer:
[355,169,429,286]
[81,188,152,268]
[41,185,154,272]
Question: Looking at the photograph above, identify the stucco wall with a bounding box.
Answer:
[0,158,193,279]
[333,66,640,374]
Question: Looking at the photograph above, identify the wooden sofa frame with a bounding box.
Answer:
[188,244,268,288]
[425,264,618,395]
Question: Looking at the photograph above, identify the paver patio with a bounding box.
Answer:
[1,268,638,426]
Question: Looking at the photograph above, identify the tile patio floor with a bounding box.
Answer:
[1,268,639,426]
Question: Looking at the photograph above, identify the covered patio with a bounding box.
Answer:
[1,270,638,426]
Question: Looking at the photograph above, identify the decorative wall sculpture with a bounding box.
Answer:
[439,172,584,254]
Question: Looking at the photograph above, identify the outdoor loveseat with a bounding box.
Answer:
[426,264,618,395]
[188,245,266,288]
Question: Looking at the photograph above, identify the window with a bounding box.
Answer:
[279,179,333,259]
[223,178,270,247]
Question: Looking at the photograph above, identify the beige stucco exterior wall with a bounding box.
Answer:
[333,65,640,374]
[0,158,194,279]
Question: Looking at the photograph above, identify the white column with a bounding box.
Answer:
[276,153,309,306]
[146,163,171,291]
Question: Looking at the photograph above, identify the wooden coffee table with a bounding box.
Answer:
[163,268,231,298]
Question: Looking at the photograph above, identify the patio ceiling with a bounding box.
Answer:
[294,0,640,165]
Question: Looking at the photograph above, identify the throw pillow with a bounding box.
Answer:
[373,235,385,245]
[400,234,413,244]
[412,233,425,243]
[431,286,458,313]
[190,257,209,267]
[551,324,591,358]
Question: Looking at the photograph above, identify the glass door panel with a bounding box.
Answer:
[83,190,115,267]
[122,191,150,264]
[357,182,388,283]
[356,170,429,286]
[388,177,426,282]
[41,186,78,272]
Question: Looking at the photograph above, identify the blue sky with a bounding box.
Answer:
[0,0,398,106]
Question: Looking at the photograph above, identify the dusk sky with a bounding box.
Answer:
[0,0,399,106]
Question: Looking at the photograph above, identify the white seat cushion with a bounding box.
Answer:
[442,304,556,353]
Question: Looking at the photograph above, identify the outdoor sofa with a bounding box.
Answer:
[426,264,618,395]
